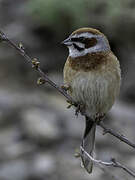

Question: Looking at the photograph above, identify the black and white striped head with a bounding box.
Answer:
[62,28,110,58]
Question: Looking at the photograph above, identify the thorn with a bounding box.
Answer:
[37,77,45,85]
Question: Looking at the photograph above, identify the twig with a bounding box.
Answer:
[80,146,135,178]
[99,121,135,149]
[0,29,135,178]
[0,30,74,105]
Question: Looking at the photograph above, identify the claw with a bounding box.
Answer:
[95,113,105,124]
[75,103,85,117]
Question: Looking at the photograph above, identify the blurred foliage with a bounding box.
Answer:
[28,0,89,30]
[28,0,135,35]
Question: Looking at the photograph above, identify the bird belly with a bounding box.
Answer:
[69,71,120,118]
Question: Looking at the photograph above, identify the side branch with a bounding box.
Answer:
[98,121,135,149]
[0,30,74,105]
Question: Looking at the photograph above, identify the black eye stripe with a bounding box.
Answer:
[73,43,84,51]
[71,37,97,49]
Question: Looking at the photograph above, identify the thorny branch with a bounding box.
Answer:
[0,29,135,178]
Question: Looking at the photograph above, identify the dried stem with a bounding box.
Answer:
[0,30,74,104]
[99,121,135,149]
[0,29,135,178]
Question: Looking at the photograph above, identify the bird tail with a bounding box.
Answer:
[81,116,96,173]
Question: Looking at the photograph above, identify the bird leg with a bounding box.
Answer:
[62,84,86,116]
[75,103,85,117]
[95,113,105,124]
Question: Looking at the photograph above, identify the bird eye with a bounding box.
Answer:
[78,37,85,42]
[71,37,85,42]
[71,37,79,41]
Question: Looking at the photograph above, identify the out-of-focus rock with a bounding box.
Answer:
[22,108,62,143]
[0,126,19,149]
[110,101,135,141]
[0,159,29,180]
[0,126,35,161]
[55,153,103,180]
[3,141,35,160]
[30,153,55,178]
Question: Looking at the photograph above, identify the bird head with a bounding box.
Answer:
[62,28,110,58]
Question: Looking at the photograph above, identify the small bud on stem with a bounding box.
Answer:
[32,58,40,69]
[37,77,46,85]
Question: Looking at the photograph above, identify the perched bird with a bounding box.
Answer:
[62,28,121,173]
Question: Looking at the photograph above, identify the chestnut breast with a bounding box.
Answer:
[64,51,121,117]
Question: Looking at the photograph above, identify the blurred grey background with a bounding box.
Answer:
[0,0,135,180]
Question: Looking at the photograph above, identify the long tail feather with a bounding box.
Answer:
[81,116,96,173]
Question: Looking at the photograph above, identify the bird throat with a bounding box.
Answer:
[68,51,110,72]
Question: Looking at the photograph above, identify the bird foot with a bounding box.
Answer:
[95,113,105,124]
[75,103,85,117]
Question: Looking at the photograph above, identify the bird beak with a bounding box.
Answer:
[61,37,72,46]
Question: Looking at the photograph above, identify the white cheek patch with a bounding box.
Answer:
[68,46,88,58]
[68,45,81,57]
[75,42,85,48]
[68,42,85,58]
